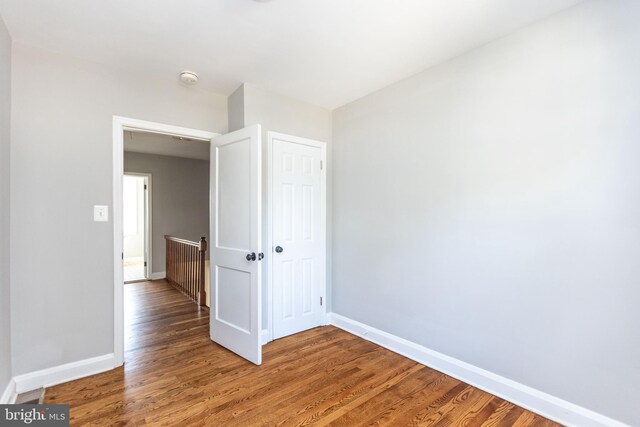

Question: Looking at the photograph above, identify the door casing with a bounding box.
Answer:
[267,132,328,343]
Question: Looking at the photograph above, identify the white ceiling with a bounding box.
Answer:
[124,131,210,161]
[0,0,583,109]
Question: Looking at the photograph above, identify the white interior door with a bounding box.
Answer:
[123,174,148,282]
[142,176,150,279]
[271,134,325,340]
[210,125,262,365]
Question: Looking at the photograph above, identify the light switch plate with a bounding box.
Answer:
[94,205,109,222]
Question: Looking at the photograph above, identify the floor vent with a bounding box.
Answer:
[14,388,45,404]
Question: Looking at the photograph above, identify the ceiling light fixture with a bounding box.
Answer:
[179,71,198,85]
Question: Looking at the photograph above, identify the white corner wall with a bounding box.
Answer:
[243,84,332,144]
[332,0,640,425]
[10,42,227,376]
[0,15,13,402]
[227,84,245,132]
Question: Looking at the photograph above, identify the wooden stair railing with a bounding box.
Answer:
[165,235,207,307]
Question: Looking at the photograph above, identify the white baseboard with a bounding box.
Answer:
[1,378,16,404]
[328,313,627,427]
[261,329,270,345]
[13,353,116,394]
[150,271,166,280]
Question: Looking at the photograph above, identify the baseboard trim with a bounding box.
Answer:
[261,329,270,345]
[328,313,627,427]
[13,353,116,394]
[150,272,166,280]
[1,378,16,404]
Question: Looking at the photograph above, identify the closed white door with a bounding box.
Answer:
[210,125,262,365]
[271,133,326,340]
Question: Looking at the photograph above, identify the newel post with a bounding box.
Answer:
[198,236,207,307]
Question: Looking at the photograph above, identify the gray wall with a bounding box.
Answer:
[10,42,227,375]
[124,152,210,274]
[239,84,334,325]
[332,0,640,425]
[243,84,333,143]
[0,16,12,397]
[227,85,245,132]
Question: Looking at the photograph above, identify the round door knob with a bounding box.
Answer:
[275,246,283,253]
[246,252,256,261]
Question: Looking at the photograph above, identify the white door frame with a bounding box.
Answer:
[123,172,152,280]
[266,132,328,343]
[113,116,218,367]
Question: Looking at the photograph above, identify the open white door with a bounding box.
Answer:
[210,125,262,365]
[142,176,150,280]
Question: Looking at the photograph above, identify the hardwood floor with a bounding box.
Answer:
[45,280,559,426]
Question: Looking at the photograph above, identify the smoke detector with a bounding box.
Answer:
[179,71,198,85]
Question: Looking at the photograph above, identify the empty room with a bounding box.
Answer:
[0,0,637,426]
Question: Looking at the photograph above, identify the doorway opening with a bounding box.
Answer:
[113,116,218,367]
[123,173,150,283]
[122,128,212,358]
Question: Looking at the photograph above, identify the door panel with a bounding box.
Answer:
[272,137,324,340]
[216,266,252,333]
[211,125,262,365]
[218,140,252,249]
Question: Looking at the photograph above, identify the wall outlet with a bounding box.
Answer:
[94,205,109,222]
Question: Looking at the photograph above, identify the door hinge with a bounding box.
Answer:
[121,252,124,260]
[144,261,147,267]
[144,184,147,190]
[320,160,323,170]
[320,297,323,306]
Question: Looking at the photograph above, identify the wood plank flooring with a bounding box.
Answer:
[45,280,560,426]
